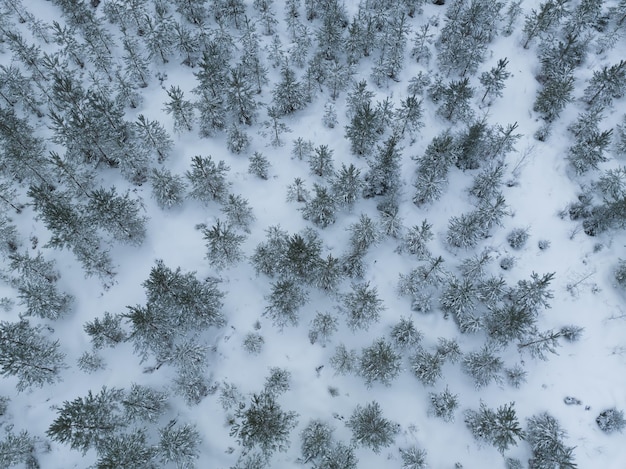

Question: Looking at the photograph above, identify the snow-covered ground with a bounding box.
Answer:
[1,0,626,468]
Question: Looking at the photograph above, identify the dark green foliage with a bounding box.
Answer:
[348,214,381,254]
[413,130,459,205]
[150,168,186,209]
[84,312,126,349]
[87,187,147,246]
[302,184,336,228]
[122,383,168,423]
[526,412,577,469]
[227,124,250,154]
[47,387,125,453]
[346,401,399,453]
[243,332,264,355]
[359,338,402,387]
[464,402,524,453]
[282,232,323,283]
[329,344,358,375]
[300,419,333,464]
[202,220,245,270]
[462,345,503,388]
[164,85,195,133]
[251,226,289,277]
[533,72,575,123]
[567,112,613,174]
[437,0,503,76]
[264,367,291,396]
[507,227,530,249]
[0,430,37,468]
[583,60,626,109]
[157,420,200,468]
[124,260,224,362]
[249,152,270,180]
[96,431,156,469]
[391,317,422,349]
[341,282,384,331]
[308,312,338,346]
[522,0,570,48]
[8,251,73,320]
[264,280,309,329]
[480,58,511,104]
[227,67,258,126]
[410,348,445,386]
[363,134,402,200]
[315,254,342,292]
[231,392,298,456]
[446,212,484,249]
[596,408,626,433]
[399,446,428,469]
[0,319,65,391]
[273,66,306,115]
[309,145,335,178]
[394,94,424,138]
[345,101,380,156]
[429,387,459,422]
[186,155,230,204]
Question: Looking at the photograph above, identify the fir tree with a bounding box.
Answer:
[344,101,380,156]
[596,408,626,433]
[394,94,424,138]
[526,412,577,469]
[308,311,339,346]
[359,338,402,387]
[363,134,402,200]
[249,152,270,180]
[134,115,173,163]
[202,219,245,270]
[8,251,73,320]
[157,420,200,468]
[231,392,298,456]
[227,124,250,154]
[300,419,334,464]
[522,0,570,49]
[122,383,168,423]
[348,214,381,254]
[301,184,337,228]
[332,164,362,209]
[308,145,335,179]
[428,387,458,422]
[47,387,125,453]
[480,58,511,104]
[0,430,37,468]
[432,77,475,123]
[399,446,428,469]
[264,280,309,329]
[583,60,626,110]
[150,168,186,210]
[87,187,147,246]
[462,344,503,388]
[346,401,399,453]
[410,348,445,386]
[164,85,195,133]
[273,66,306,115]
[0,319,66,391]
[186,155,230,204]
[390,316,423,349]
[533,72,575,124]
[226,67,258,126]
[222,194,255,233]
[464,402,524,453]
[96,431,156,469]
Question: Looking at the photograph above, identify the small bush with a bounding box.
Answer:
[507,228,529,249]
[596,408,626,433]
[538,239,551,250]
[500,256,515,270]
[243,332,264,355]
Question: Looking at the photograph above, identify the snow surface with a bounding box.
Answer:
[1,0,626,468]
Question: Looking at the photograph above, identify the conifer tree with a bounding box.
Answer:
[87,187,147,246]
[345,101,380,156]
[332,164,362,209]
[526,412,577,469]
[150,168,186,210]
[84,312,126,349]
[134,115,173,163]
[432,77,474,123]
[300,419,334,464]
[301,184,337,228]
[249,152,270,180]
[340,282,385,331]
[480,58,511,104]
[157,420,200,467]
[347,401,399,453]
[231,392,298,456]
[359,338,402,387]
[363,134,402,200]
[202,220,245,270]
[464,402,524,453]
[264,280,309,329]
[186,155,230,204]
[0,319,66,391]
[9,251,73,320]
[273,66,307,115]
[522,0,570,49]
[164,86,195,133]
[309,145,335,178]
[462,344,503,388]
